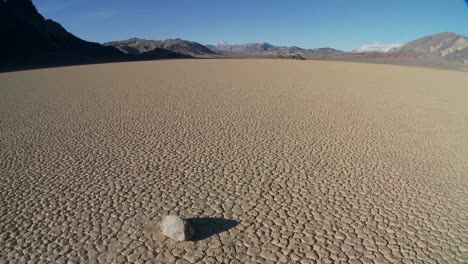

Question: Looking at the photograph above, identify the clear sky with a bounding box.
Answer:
[35,0,468,51]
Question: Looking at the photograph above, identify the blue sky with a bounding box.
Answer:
[35,0,468,51]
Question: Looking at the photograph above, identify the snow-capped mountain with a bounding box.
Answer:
[216,41,232,46]
[352,43,402,53]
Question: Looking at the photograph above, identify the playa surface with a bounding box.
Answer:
[1,59,467,263]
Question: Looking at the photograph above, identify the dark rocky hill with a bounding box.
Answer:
[0,0,193,71]
[0,0,124,60]
[104,38,216,57]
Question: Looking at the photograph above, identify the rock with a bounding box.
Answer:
[160,215,194,241]
[277,54,306,60]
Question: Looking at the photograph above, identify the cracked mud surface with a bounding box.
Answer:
[1,60,467,263]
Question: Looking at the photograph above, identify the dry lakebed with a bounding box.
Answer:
[1,59,467,263]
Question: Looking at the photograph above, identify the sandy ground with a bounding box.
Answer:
[1,59,467,263]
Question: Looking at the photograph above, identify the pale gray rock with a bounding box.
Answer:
[160,215,194,241]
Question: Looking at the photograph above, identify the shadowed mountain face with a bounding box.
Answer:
[391,32,468,62]
[139,48,193,59]
[104,38,216,57]
[0,0,192,72]
[0,0,124,59]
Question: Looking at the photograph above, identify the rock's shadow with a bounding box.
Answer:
[188,217,239,241]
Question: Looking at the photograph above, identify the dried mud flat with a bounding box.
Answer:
[1,59,467,263]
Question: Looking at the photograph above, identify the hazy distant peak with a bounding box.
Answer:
[216,41,232,46]
[352,43,402,53]
[215,41,272,46]
[259,42,273,49]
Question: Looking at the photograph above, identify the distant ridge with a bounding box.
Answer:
[206,42,343,58]
[104,38,216,57]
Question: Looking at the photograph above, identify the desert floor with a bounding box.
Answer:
[1,59,467,263]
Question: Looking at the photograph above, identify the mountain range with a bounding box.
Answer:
[205,42,343,58]
[1,0,468,72]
